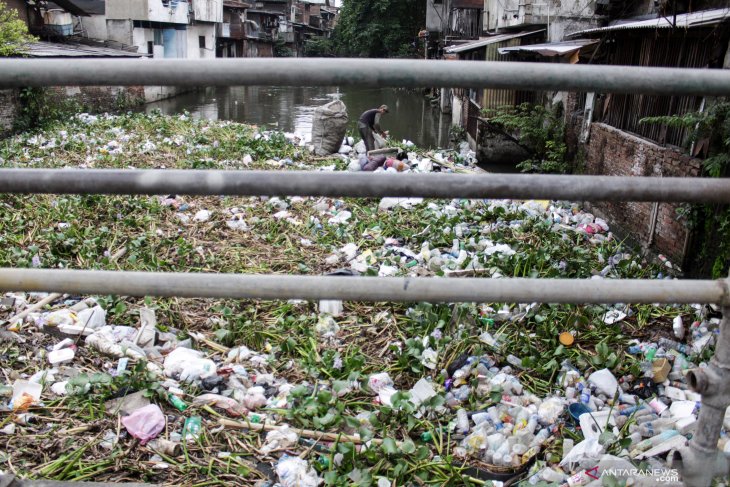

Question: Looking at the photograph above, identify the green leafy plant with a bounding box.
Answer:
[0,1,35,57]
[481,103,568,174]
[304,36,336,57]
[333,0,425,58]
[640,102,730,178]
[14,87,84,132]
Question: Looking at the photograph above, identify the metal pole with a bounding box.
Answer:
[671,305,730,486]
[1,59,730,96]
[2,170,730,203]
[0,269,727,304]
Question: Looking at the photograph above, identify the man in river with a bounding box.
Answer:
[358,105,389,153]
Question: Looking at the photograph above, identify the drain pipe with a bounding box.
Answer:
[670,292,730,486]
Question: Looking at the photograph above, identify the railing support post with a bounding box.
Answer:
[671,283,730,485]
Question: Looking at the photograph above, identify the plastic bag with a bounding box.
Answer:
[121,404,165,445]
[276,455,322,487]
[559,437,604,470]
[261,425,299,455]
[588,368,619,397]
[192,394,247,416]
[373,132,387,150]
[311,100,348,156]
[163,347,217,382]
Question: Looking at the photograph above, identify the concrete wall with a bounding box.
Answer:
[193,0,223,23]
[581,123,702,263]
[426,0,447,32]
[106,19,134,45]
[77,14,108,40]
[107,0,189,24]
[132,26,156,55]
[484,0,601,41]
[186,24,216,59]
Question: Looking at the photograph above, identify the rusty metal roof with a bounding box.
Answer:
[223,0,252,8]
[498,39,599,57]
[570,8,730,37]
[23,41,148,57]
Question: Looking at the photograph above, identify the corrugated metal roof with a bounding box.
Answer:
[223,0,252,8]
[23,41,148,58]
[444,30,545,54]
[569,8,730,37]
[498,39,598,56]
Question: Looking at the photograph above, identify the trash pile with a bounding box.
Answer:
[0,112,727,486]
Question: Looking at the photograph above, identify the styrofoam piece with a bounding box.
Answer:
[48,348,75,365]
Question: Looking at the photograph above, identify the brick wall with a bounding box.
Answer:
[0,89,22,138]
[50,86,146,112]
[582,123,701,264]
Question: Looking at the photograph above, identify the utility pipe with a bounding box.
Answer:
[2,170,730,203]
[0,269,727,304]
[1,59,730,96]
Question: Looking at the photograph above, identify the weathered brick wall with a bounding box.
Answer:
[0,86,145,139]
[582,123,701,263]
[50,86,146,112]
[563,92,583,164]
[0,89,22,138]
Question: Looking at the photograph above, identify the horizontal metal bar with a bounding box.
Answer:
[1,169,729,203]
[0,269,727,304]
[1,59,730,96]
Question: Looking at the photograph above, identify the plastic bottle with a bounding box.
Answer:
[168,394,188,412]
[639,418,677,437]
[531,428,550,447]
[630,430,679,456]
[580,387,591,405]
[182,416,202,442]
[645,346,657,361]
[506,355,524,369]
[658,338,689,355]
[456,408,470,434]
[635,413,660,425]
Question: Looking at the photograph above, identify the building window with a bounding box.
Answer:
[199,35,206,49]
[154,29,163,46]
[147,41,154,54]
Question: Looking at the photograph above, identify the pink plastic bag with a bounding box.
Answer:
[121,404,165,444]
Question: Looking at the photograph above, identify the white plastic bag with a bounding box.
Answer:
[276,455,322,487]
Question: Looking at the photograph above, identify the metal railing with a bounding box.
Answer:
[0,58,729,486]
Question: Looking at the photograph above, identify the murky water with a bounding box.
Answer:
[144,86,453,149]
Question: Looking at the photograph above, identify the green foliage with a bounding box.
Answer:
[482,103,568,174]
[640,102,730,178]
[14,87,83,132]
[449,124,467,144]
[274,38,293,57]
[0,1,35,57]
[642,103,730,277]
[304,36,336,57]
[333,0,425,57]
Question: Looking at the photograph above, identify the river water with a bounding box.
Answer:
[144,86,453,149]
